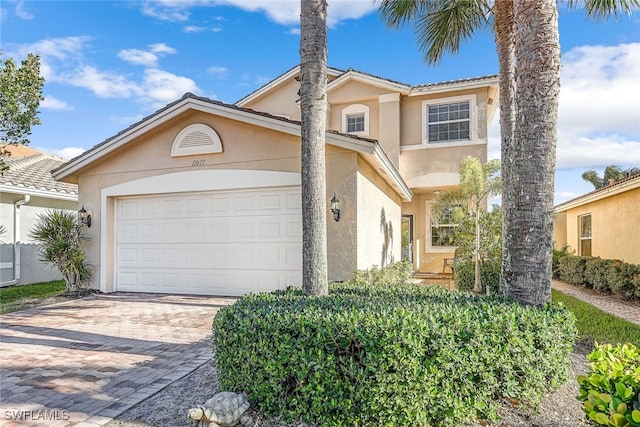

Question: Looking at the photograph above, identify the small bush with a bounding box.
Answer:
[213,280,576,426]
[585,258,615,292]
[577,343,640,426]
[607,262,640,300]
[454,259,500,294]
[351,259,414,286]
[553,244,572,279]
[558,256,590,287]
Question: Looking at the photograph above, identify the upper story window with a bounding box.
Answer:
[422,94,476,145]
[342,104,369,136]
[346,113,365,133]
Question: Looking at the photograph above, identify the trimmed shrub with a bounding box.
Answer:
[553,244,572,279]
[558,255,590,287]
[351,259,414,286]
[577,343,640,426]
[558,255,640,301]
[607,262,640,300]
[585,258,616,292]
[213,281,577,426]
[454,259,500,294]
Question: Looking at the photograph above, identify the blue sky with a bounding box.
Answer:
[1,0,639,204]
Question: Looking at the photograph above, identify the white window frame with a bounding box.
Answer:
[426,201,459,253]
[422,94,476,146]
[579,213,592,256]
[341,104,369,136]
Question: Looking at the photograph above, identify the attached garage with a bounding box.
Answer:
[51,94,412,296]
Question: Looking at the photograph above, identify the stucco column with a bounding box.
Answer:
[378,93,401,168]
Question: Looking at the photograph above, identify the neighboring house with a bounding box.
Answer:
[52,65,498,296]
[0,144,78,286]
[553,173,640,265]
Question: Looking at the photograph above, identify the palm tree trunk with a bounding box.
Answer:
[494,0,516,299]
[300,0,329,295]
[502,0,560,305]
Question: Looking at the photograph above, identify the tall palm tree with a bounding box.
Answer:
[378,0,639,305]
[299,0,329,295]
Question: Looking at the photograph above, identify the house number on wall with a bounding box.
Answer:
[192,159,206,167]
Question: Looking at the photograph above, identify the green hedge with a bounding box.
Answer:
[454,259,501,294]
[557,255,640,301]
[577,343,640,426]
[213,280,576,426]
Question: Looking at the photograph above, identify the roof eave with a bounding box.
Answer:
[236,65,344,107]
[555,178,640,212]
[0,184,78,201]
[409,76,499,96]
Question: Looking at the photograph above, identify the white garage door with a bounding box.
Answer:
[115,187,302,296]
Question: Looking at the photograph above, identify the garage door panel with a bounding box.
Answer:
[117,216,300,244]
[116,267,301,296]
[116,187,302,296]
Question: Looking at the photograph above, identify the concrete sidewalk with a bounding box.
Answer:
[552,280,640,326]
[0,293,234,427]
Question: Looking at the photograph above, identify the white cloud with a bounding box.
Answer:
[149,43,176,55]
[15,1,33,20]
[287,28,300,35]
[207,66,229,78]
[141,68,200,104]
[487,42,640,171]
[118,48,160,66]
[63,65,140,98]
[138,0,376,26]
[139,0,211,21]
[118,43,176,67]
[560,43,640,136]
[45,147,86,160]
[184,25,223,33]
[41,95,74,111]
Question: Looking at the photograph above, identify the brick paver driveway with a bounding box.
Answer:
[0,293,234,427]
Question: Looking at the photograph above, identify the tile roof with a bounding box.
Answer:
[555,172,640,210]
[1,146,77,197]
[411,74,500,91]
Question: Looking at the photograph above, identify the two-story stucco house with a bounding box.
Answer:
[52,65,498,296]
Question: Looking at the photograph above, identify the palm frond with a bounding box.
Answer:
[565,0,640,19]
[416,0,491,64]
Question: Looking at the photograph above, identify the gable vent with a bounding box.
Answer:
[171,123,223,157]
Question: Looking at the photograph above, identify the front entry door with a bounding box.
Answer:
[401,215,414,263]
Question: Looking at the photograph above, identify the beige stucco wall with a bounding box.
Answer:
[557,187,640,264]
[400,144,487,190]
[329,100,380,140]
[553,211,568,249]
[356,157,402,272]
[400,87,491,147]
[71,110,402,291]
[241,77,302,121]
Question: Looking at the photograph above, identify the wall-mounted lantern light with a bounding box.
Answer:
[330,193,340,222]
[79,205,92,228]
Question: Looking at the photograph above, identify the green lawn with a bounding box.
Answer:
[552,289,640,347]
[0,280,66,313]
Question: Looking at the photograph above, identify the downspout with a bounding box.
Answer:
[0,194,31,287]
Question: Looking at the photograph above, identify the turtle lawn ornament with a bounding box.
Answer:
[187,391,253,427]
